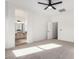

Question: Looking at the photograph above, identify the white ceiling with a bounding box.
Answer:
[6,0,74,16]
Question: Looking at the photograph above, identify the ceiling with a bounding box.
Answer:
[6,0,74,16]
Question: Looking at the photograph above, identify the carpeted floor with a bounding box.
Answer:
[5,39,74,59]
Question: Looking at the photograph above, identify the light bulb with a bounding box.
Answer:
[48,6,52,9]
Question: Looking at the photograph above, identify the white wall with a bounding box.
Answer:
[50,10,74,42]
[26,12,48,43]
[58,11,74,42]
[5,2,15,48]
[15,9,25,22]
[24,11,28,32]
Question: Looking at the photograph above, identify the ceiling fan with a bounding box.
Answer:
[38,0,62,10]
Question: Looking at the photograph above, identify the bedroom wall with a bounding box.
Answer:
[5,2,15,48]
[22,9,74,43]
[26,12,48,43]
[50,10,74,42]
[58,11,74,42]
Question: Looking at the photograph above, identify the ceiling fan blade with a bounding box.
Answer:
[52,1,62,5]
[38,2,48,5]
[44,6,49,10]
[51,6,56,10]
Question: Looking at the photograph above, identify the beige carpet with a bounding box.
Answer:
[5,39,74,59]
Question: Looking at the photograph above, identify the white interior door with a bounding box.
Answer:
[47,22,58,40]
[47,22,53,39]
[58,21,63,40]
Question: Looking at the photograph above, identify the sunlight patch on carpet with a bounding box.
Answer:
[12,47,43,57]
[12,43,62,57]
[38,43,62,50]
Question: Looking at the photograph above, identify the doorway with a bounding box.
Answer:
[52,22,58,39]
[15,9,27,46]
[47,22,58,40]
[15,21,27,46]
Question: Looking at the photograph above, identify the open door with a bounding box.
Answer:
[47,22,58,40]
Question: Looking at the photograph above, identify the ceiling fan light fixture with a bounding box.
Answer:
[48,6,52,9]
